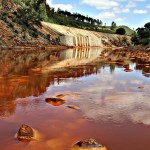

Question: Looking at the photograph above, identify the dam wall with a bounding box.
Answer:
[42,22,130,47]
[60,36,102,47]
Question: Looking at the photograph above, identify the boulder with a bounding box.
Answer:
[17,124,34,142]
[67,105,80,110]
[72,138,107,150]
[45,98,66,106]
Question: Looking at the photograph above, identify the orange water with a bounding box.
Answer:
[0,48,150,150]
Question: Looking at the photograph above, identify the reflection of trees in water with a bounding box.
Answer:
[0,52,100,118]
[135,64,150,78]
[0,48,109,76]
[109,64,116,74]
[0,50,62,75]
[106,49,150,78]
[0,48,149,118]
[134,59,150,78]
[0,78,16,117]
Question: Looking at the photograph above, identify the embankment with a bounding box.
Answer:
[42,22,131,48]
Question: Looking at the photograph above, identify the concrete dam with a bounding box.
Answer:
[42,22,129,47]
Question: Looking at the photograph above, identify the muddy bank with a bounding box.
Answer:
[125,44,150,51]
[0,45,71,51]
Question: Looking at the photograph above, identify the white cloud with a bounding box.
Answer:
[122,8,130,13]
[133,9,147,14]
[96,12,116,19]
[96,11,126,22]
[115,17,126,21]
[52,4,73,11]
[134,0,146,1]
[126,2,136,8]
[46,0,73,11]
[146,4,150,8]
[78,75,150,125]
[117,0,146,1]
[113,7,130,13]
[81,0,119,9]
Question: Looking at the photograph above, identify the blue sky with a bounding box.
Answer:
[46,0,150,29]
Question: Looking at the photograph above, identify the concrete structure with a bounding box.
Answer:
[42,22,129,47]
[59,36,101,47]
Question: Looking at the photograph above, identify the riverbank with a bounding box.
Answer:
[125,44,150,51]
[0,45,71,51]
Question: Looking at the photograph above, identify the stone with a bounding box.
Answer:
[124,69,133,72]
[17,124,34,142]
[67,105,80,110]
[72,138,107,150]
[123,64,129,70]
[138,86,144,89]
[56,94,66,98]
[45,98,66,106]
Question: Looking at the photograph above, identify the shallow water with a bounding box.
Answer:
[0,48,150,150]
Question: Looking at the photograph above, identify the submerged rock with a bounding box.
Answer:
[56,94,66,98]
[67,105,80,110]
[138,86,144,89]
[72,138,107,150]
[123,64,130,70]
[56,93,80,98]
[124,69,133,72]
[17,124,34,142]
[45,98,66,106]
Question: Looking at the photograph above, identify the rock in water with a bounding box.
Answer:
[124,69,133,72]
[17,124,34,142]
[123,64,129,70]
[72,138,107,150]
[67,105,80,110]
[45,98,66,106]
[138,86,144,89]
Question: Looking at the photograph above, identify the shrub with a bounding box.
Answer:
[30,31,38,38]
[141,38,150,45]
[131,33,140,45]
[116,28,126,35]
[8,22,13,28]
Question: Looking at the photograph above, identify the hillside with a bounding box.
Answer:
[0,0,60,47]
[115,26,134,36]
[42,22,131,47]
[0,0,131,47]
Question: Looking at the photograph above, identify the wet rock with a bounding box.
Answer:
[45,98,65,106]
[67,105,80,110]
[56,93,80,98]
[17,124,34,142]
[123,64,129,70]
[138,86,144,89]
[124,69,133,72]
[56,94,66,98]
[72,138,107,150]
[31,68,41,73]
[107,58,112,61]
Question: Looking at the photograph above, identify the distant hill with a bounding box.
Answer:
[115,26,134,36]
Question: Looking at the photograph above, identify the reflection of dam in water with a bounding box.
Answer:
[59,48,104,60]
[0,48,104,118]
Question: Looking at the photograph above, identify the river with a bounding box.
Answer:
[0,48,150,150]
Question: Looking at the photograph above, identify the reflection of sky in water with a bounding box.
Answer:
[46,64,150,126]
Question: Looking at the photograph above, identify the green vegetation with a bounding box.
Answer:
[1,0,134,37]
[12,0,120,34]
[131,22,150,45]
[0,0,46,39]
[111,21,117,30]
[116,28,126,35]
[115,26,134,36]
